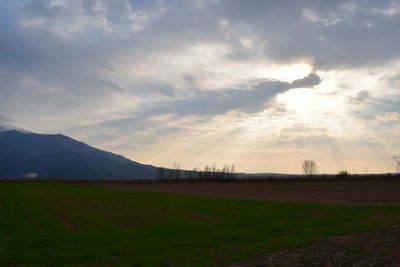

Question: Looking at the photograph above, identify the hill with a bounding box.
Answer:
[0,126,155,178]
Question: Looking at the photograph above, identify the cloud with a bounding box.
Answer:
[0,113,15,124]
[350,94,400,122]
[0,0,399,173]
[290,73,321,88]
[386,72,400,87]
[212,0,400,69]
[140,73,322,117]
[347,90,370,104]
[133,82,177,97]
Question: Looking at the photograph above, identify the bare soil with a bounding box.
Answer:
[228,224,400,267]
[82,180,400,206]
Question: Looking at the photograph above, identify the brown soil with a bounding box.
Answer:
[82,180,400,206]
[228,224,400,267]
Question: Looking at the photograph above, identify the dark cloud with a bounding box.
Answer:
[385,72,400,87]
[369,98,400,114]
[133,82,177,97]
[290,73,321,88]
[347,90,370,104]
[99,80,126,92]
[213,0,400,69]
[94,73,322,135]
[183,74,196,86]
[350,95,400,120]
[0,0,399,143]
[140,73,321,117]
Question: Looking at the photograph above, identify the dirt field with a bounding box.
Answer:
[229,224,400,267]
[83,179,400,206]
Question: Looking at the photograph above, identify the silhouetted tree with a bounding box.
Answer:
[337,170,349,179]
[302,160,318,178]
[182,164,236,181]
[174,164,181,180]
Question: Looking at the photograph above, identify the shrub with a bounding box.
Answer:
[337,170,349,179]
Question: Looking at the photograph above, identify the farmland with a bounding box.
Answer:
[1,181,400,266]
[85,178,400,206]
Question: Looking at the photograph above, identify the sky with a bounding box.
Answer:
[1,0,399,174]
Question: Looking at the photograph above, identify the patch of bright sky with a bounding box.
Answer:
[117,60,400,174]
[110,42,313,96]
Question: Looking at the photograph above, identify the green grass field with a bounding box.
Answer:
[1,183,400,266]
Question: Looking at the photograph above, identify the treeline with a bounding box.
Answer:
[240,172,400,182]
[156,164,236,181]
[0,173,399,183]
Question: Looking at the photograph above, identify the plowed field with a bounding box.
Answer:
[84,180,400,206]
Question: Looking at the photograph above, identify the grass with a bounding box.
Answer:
[1,183,400,266]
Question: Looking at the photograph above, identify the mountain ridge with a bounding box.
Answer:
[0,126,156,179]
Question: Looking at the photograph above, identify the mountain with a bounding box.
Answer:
[0,125,156,179]
[0,124,32,133]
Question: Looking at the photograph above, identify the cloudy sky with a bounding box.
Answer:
[1,0,400,174]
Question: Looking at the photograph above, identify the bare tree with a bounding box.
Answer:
[337,170,348,179]
[302,160,318,177]
[174,164,181,180]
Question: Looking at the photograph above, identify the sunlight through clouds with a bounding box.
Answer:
[1,0,400,173]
